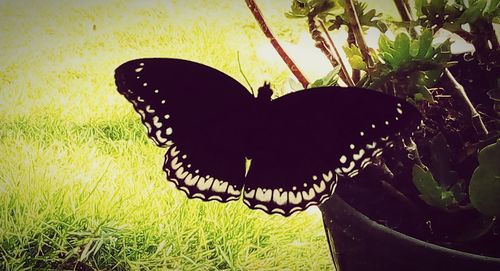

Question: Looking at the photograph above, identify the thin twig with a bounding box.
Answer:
[307,15,354,86]
[404,137,425,168]
[343,0,374,70]
[393,0,417,38]
[307,16,339,69]
[245,0,309,88]
[346,26,360,83]
[444,68,489,137]
[318,20,355,87]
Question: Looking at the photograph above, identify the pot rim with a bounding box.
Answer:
[322,195,500,263]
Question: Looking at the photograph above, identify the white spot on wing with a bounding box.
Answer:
[340,155,347,164]
[171,157,181,170]
[145,105,155,113]
[211,180,228,193]
[196,177,213,191]
[155,130,167,143]
[367,142,377,149]
[353,149,365,161]
[245,189,255,199]
[256,188,272,202]
[322,171,333,182]
[227,185,241,196]
[184,174,199,186]
[342,161,355,173]
[175,166,188,180]
[289,191,302,204]
[273,189,288,205]
[313,181,326,193]
[302,188,315,201]
[153,116,162,128]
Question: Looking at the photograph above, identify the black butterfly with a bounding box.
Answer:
[115,58,421,216]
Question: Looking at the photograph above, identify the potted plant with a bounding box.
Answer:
[247,0,500,269]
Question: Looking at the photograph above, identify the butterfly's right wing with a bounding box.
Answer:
[243,87,422,216]
[115,58,254,202]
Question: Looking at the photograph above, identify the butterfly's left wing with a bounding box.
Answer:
[243,87,421,216]
[115,58,255,203]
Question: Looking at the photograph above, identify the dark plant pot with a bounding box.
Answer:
[320,195,500,271]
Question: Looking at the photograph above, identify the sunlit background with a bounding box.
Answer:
[0,0,470,269]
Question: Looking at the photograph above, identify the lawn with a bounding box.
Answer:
[0,0,339,270]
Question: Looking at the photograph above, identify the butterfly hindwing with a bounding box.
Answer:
[243,87,421,215]
[115,58,255,202]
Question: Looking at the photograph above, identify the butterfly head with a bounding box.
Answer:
[257,82,273,102]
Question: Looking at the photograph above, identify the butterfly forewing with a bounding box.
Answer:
[115,58,254,202]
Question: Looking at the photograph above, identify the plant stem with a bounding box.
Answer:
[444,68,489,137]
[319,20,355,87]
[343,0,374,70]
[404,138,425,169]
[393,0,412,21]
[245,0,309,88]
[470,19,499,62]
[346,26,361,83]
[393,0,417,38]
[307,15,354,86]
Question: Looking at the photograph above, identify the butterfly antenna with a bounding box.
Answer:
[237,51,255,96]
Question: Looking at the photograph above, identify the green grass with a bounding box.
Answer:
[0,1,334,270]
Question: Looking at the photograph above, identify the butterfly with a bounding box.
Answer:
[114,58,421,216]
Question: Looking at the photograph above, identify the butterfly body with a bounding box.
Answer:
[115,58,421,216]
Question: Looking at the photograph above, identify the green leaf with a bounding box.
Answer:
[430,133,458,187]
[432,39,452,63]
[457,0,487,24]
[412,164,459,210]
[415,0,425,17]
[469,139,500,217]
[429,0,446,16]
[417,29,434,59]
[414,93,425,101]
[410,40,420,58]
[394,33,411,61]
[378,34,392,53]
[308,66,340,88]
[343,45,366,70]
[417,86,435,102]
[455,215,496,242]
[380,52,398,69]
